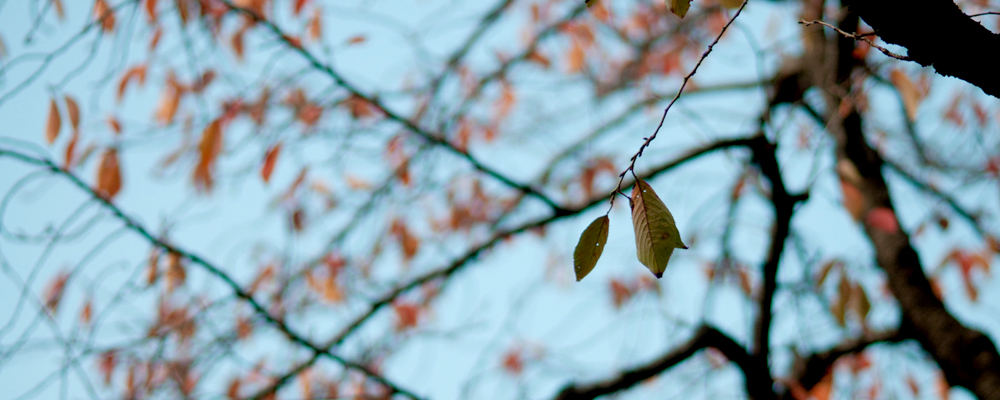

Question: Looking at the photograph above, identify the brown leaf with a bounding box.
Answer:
[566,41,585,73]
[149,26,163,53]
[609,278,633,309]
[107,115,122,135]
[43,271,70,312]
[98,350,117,385]
[165,252,186,293]
[52,0,66,20]
[307,8,323,41]
[80,298,93,325]
[839,178,864,221]
[501,348,524,375]
[46,98,62,145]
[393,302,420,331]
[193,119,223,192]
[346,35,367,46]
[95,148,122,200]
[890,69,923,121]
[93,0,116,32]
[63,129,79,169]
[145,0,158,22]
[117,65,147,103]
[294,0,310,16]
[391,219,420,262]
[260,143,282,183]
[154,80,181,125]
[146,248,160,285]
[64,95,81,133]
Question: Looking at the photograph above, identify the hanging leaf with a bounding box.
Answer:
[719,0,743,8]
[93,0,116,33]
[890,69,922,121]
[573,215,609,281]
[45,98,61,145]
[667,0,691,18]
[260,143,282,183]
[95,148,122,200]
[584,0,598,8]
[630,179,687,278]
[832,273,850,326]
[145,0,158,22]
[850,282,871,325]
[839,178,864,221]
[193,119,223,192]
[64,129,79,169]
[64,95,80,133]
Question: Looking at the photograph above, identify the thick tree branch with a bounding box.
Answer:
[553,326,753,400]
[843,0,1000,98]
[750,137,808,400]
[782,329,905,397]
[813,10,1000,397]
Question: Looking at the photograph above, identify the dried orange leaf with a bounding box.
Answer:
[64,129,79,169]
[52,0,66,20]
[145,0,158,22]
[45,98,61,145]
[193,119,223,192]
[62,95,80,133]
[890,69,922,121]
[93,0,116,32]
[95,148,122,200]
[261,143,282,183]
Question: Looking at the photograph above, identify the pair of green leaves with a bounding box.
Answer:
[573,179,687,281]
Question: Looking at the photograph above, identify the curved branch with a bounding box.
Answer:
[553,326,753,400]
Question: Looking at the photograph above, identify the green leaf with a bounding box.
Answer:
[630,179,687,278]
[584,0,598,8]
[573,215,610,281]
[667,0,690,18]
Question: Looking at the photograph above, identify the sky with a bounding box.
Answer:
[0,0,998,399]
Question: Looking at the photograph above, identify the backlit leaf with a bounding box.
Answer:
[667,0,691,18]
[630,179,687,278]
[573,215,609,281]
[95,148,122,200]
[45,98,61,145]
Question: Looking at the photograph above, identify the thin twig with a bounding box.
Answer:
[609,0,750,212]
[799,20,911,61]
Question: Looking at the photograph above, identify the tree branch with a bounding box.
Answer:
[843,0,1000,98]
[0,148,426,400]
[553,326,753,400]
[247,136,765,399]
